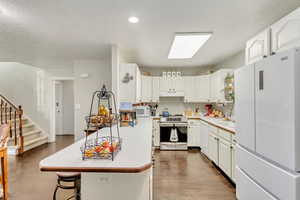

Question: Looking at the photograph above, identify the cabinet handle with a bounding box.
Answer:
[259,70,264,90]
[263,55,267,58]
[271,52,276,56]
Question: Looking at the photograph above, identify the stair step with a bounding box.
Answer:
[9,129,42,142]
[23,135,48,152]
[11,123,35,132]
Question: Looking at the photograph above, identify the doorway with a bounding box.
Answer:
[51,78,75,142]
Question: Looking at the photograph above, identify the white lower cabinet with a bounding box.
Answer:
[231,143,236,182]
[199,121,209,156]
[207,124,236,182]
[218,138,232,177]
[188,120,201,147]
[208,133,219,164]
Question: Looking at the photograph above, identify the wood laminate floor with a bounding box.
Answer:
[6,136,235,200]
[153,150,236,200]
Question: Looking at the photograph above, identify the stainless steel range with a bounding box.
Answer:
[159,115,188,150]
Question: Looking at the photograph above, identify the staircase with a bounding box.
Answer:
[0,95,48,155]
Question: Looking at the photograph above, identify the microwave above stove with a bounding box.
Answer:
[134,106,151,118]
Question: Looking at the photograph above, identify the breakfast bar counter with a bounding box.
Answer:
[40,118,153,200]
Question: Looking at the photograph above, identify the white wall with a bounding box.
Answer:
[0,62,51,134]
[74,59,112,141]
[62,80,75,135]
[213,50,245,70]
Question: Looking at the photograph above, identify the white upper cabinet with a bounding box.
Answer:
[196,75,210,102]
[245,29,271,65]
[141,75,153,102]
[184,76,195,102]
[119,63,141,103]
[152,77,160,102]
[271,7,300,54]
[210,69,233,103]
[184,75,211,103]
[159,76,184,97]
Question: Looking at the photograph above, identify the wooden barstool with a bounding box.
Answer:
[0,124,9,200]
[53,172,81,200]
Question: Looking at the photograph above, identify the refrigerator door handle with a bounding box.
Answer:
[259,70,264,90]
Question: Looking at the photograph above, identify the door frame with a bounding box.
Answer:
[55,81,63,136]
[50,77,75,142]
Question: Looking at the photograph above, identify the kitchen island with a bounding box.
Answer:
[40,118,153,200]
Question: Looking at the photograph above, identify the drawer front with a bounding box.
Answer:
[237,145,300,200]
[219,129,232,142]
[236,167,277,200]
[188,120,201,126]
[208,125,218,135]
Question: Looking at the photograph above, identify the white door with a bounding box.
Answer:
[55,81,63,135]
[255,49,299,171]
[208,133,219,164]
[200,122,209,156]
[218,138,232,177]
[141,75,152,102]
[271,7,300,54]
[152,77,160,102]
[245,29,271,65]
[234,65,256,152]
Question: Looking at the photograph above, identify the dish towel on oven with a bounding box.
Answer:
[170,128,178,142]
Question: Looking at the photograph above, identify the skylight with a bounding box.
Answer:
[168,33,212,59]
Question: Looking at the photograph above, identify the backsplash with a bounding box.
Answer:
[154,97,235,119]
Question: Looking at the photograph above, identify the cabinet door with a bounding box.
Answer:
[231,143,236,182]
[200,122,209,156]
[245,29,270,65]
[184,76,195,102]
[174,77,184,92]
[197,75,210,102]
[188,125,201,147]
[152,77,160,102]
[208,133,219,164]
[141,75,153,102]
[209,73,217,102]
[119,63,140,103]
[219,138,232,177]
[159,77,169,94]
[271,7,300,54]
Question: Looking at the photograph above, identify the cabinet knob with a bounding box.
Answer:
[271,52,276,56]
[263,55,267,58]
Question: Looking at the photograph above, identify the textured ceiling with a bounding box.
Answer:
[0,0,300,67]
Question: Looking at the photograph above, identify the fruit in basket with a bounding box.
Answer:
[98,105,109,116]
[94,146,104,153]
[84,149,95,157]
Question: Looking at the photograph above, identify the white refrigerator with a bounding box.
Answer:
[235,48,300,200]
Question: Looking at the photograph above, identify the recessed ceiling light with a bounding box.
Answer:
[128,16,139,24]
[168,33,212,59]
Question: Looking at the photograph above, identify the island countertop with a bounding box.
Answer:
[39,118,153,173]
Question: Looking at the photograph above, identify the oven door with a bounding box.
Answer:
[160,123,187,150]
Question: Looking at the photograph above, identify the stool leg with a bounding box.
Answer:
[75,178,81,200]
[53,185,59,200]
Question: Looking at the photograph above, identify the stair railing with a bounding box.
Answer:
[0,95,24,154]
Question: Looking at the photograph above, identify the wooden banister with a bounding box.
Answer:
[0,95,24,155]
